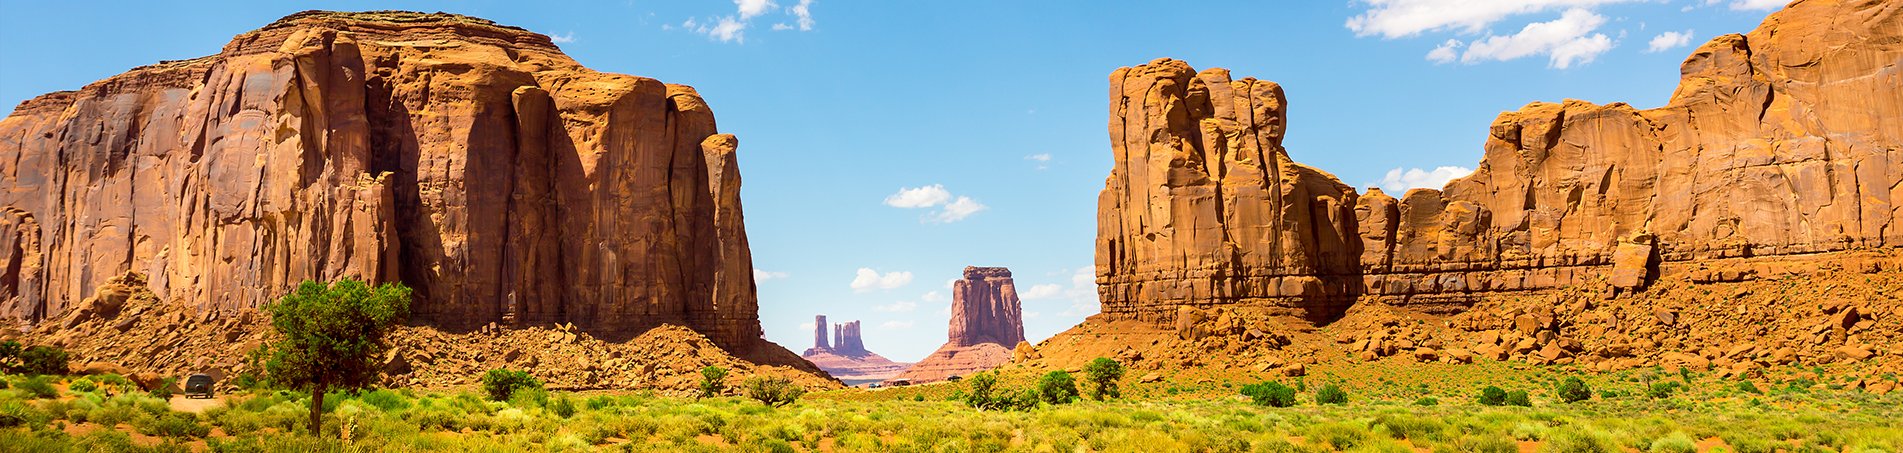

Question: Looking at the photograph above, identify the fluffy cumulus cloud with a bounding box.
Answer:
[1455,9,1614,68]
[1647,30,1694,53]
[548,32,576,44]
[753,269,790,281]
[1373,166,1474,194]
[850,268,914,292]
[884,185,988,223]
[1349,0,1638,68]
[679,0,817,44]
[1019,283,1064,300]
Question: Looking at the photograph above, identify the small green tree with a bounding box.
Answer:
[260,279,412,437]
[742,376,805,407]
[964,372,1002,409]
[1315,384,1349,405]
[1240,381,1297,407]
[1556,377,1592,403]
[1478,386,1508,406]
[483,369,543,401]
[19,346,69,376]
[699,366,729,399]
[1647,381,1680,399]
[1036,371,1079,405]
[1083,358,1125,401]
[1505,390,1532,407]
[1736,380,1762,395]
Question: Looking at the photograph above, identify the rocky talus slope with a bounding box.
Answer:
[897,267,1028,382]
[1037,0,1901,385]
[800,316,911,384]
[0,10,771,355]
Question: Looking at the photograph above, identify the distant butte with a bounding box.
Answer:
[800,315,910,384]
[895,266,1027,383]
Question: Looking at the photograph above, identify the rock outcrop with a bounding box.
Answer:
[800,315,910,384]
[0,11,776,356]
[1095,0,1901,323]
[897,266,1026,382]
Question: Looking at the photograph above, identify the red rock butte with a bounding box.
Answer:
[897,266,1027,382]
[801,315,910,384]
[1095,0,1901,325]
[0,11,777,357]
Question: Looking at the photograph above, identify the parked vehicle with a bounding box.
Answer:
[889,378,913,387]
[946,375,963,382]
[184,374,215,399]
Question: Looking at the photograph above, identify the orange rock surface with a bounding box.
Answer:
[1095,0,1901,323]
[0,11,776,356]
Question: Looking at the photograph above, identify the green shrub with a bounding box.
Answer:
[1240,381,1297,408]
[1648,432,1697,453]
[356,388,409,411]
[1083,357,1125,401]
[69,377,98,393]
[742,376,804,407]
[1737,380,1762,394]
[1647,382,1679,399]
[1413,396,1439,406]
[1544,428,1621,453]
[148,377,177,400]
[1505,390,1532,407]
[18,375,58,399]
[508,387,550,408]
[482,369,542,401]
[19,345,69,375]
[549,394,577,418]
[1037,371,1079,405]
[0,340,21,372]
[138,412,210,438]
[1315,384,1348,405]
[699,366,729,398]
[1556,377,1591,403]
[1478,386,1508,406]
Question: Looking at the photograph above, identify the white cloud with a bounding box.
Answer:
[1646,30,1693,53]
[850,268,914,292]
[930,197,988,223]
[753,269,790,281]
[1706,0,1786,11]
[790,0,815,31]
[872,300,917,313]
[1020,284,1063,300]
[1373,166,1474,193]
[1346,0,1639,38]
[736,0,776,20]
[1455,8,1614,68]
[885,185,987,223]
[679,0,813,43]
[1059,266,1100,317]
[1427,39,1461,63]
[884,185,953,208]
[549,32,576,44]
[921,291,947,303]
[879,320,916,330]
[1025,153,1053,170]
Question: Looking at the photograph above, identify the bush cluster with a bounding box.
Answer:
[1082,358,1124,401]
[742,376,804,407]
[482,369,544,402]
[1240,381,1297,407]
[1556,377,1592,403]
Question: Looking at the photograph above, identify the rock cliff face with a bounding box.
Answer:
[801,316,910,384]
[0,11,769,354]
[1096,0,1901,323]
[898,266,1026,382]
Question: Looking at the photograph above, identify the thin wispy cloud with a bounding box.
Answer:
[850,268,914,292]
[1350,1,1636,69]
[548,32,576,43]
[1026,153,1053,170]
[1020,283,1063,300]
[1705,0,1786,11]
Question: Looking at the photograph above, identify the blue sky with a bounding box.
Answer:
[0,1,1783,362]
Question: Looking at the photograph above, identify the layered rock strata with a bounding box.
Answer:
[0,11,770,354]
[897,266,1027,382]
[1096,0,1901,323]
[800,316,910,384]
